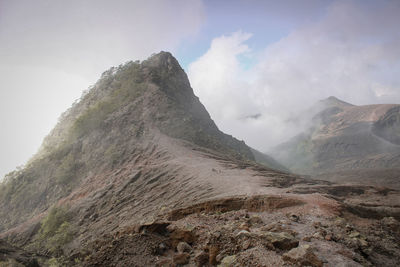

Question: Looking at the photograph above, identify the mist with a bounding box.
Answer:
[188,0,400,152]
[0,0,204,179]
[1,0,400,179]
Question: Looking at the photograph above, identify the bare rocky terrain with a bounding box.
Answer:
[0,52,399,266]
[271,96,400,188]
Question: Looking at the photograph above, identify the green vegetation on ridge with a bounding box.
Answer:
[36,206,75,254]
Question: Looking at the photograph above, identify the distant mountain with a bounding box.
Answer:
[271,96,400,187]
[317,95,354,109]
[250,148,288,172]
[0,54,399,266]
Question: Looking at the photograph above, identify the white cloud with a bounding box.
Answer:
[188,32,255,120]
[0,0,205,75]
[188,0,400,152]
[0,0,205,178]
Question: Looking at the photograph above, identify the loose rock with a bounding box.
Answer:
[218,255,237,267]
[209,245,219,265]
[282,245,323,267]
[177,241,192,253]
[236,230,250,237]
[349,231,360,238]
[194,251,208,267]
[260,231,299,250]
[248,215,263,225]
[173,253,190,265]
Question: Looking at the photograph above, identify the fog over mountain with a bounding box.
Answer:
[0,0,205,179]
[1,51,399,267]
[188,0,400,152]
[1,0,400,180]
[2,1,400,266]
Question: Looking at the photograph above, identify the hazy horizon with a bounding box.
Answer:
[1,0,400,178]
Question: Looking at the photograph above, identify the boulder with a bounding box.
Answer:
[218,255,237,267]
[236,230,250,237]
[381,216,400,232]
[248,215,263,225]
[177,241,192,253]
[260,231,299,250]
[168,225,195,248]
[282,245,323,267]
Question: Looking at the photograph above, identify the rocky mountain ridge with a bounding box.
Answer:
[0,52,399,266]
[271,97,400,188]
[0,52,285,234]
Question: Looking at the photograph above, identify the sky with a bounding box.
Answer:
[1,0,400,179]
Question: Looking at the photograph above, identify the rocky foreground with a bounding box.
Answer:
[78,155,400,267]
[80,177,400,266]
[4,141,399,266]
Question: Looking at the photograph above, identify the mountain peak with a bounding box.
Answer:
[320,96,354,108]
[143,51,182,72]
[148,51,175,61]
[326,96,340,101]
[141,51,192,102]
[0,51,260,235]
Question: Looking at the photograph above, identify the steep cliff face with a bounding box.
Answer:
[271,98,400,186]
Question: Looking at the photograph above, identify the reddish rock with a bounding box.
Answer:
[325,234,333,241]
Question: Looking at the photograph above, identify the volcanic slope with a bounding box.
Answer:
[0,53,399,266]
[272,96,400,188]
